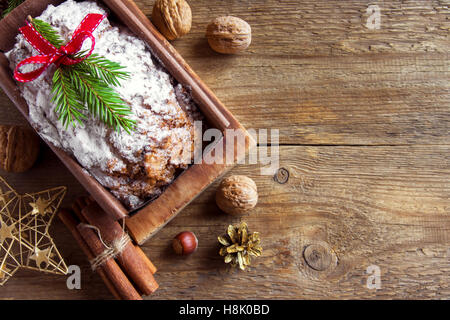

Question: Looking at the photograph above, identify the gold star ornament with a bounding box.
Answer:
[29,247,54,268]
[0,176,68,286]
[29,197,53,216]
[0,264,11,281]
[0,217,16,243]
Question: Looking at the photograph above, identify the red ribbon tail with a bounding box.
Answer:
[73,13,106,35]
[14,55,54,83]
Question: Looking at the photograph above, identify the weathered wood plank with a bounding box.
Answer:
[0,145,448,299]
[129,0,450,145]
[0,0,448,300]
[158,0,450,57]
[145,145,450,299]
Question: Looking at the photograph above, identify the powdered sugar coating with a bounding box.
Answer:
[6,0,201,209]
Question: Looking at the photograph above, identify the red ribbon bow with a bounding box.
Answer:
[14,13,105,83]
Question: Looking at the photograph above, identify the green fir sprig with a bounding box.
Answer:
[51,68,86,127]
[30,18,135,133]
[30,18,64,47]
[64,66,135,132]
[2,0,24,18]
[72,53,130,87]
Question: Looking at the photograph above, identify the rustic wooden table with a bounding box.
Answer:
[0,0,449,299]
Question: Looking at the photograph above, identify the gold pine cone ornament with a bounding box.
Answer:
[218,222,262,270]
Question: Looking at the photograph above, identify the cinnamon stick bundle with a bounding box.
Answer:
[81,201,159,295]
[76,197,157,274]
[58,209,123,299]
[58,197,159,300]
[77,222,143,300]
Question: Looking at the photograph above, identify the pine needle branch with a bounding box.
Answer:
[73,53,130,87]
[51,68,87,128]
[30,18,64,47]
[65,67,136,133]
[2,0,24,17]
[27,17,135,133]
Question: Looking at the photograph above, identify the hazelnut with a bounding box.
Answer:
[206,16,251,54]
[216,175,258,215]
[151,0,192,40]
[0,125,40,172]
[172,231,198,255]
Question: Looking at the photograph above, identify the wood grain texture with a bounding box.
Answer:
[0,0,449,299]
[0,145,448,299]
[152,0,450,145]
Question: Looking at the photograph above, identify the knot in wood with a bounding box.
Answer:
[274,167,289,184]
[303,244,332,271]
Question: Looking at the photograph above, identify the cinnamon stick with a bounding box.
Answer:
[76,196,157,274]
[72,197,88,223]
[81,202,159,295]
[134,246,157,274]
[77,223,142,300]
[58,209,122,300]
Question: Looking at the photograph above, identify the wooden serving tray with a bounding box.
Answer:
[0,0,253,244]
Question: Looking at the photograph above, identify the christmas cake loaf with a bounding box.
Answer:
[6,0,202,209]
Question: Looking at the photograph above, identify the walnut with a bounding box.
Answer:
[216,175,258,215]
[206,16,252,54]
[0,125,40,172]
[151,0,192,40]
